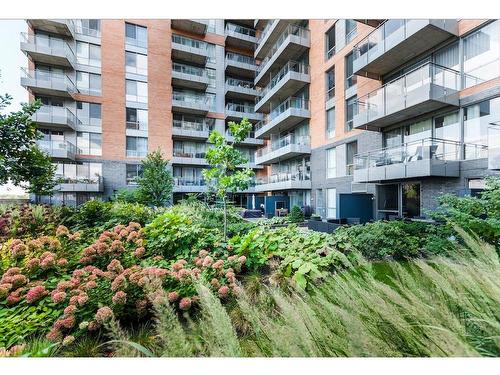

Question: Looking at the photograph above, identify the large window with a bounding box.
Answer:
[326,147,336,178]
[126,164,143,185]
[76,41,101,67]
[345,95,357,131]
[126,107,148,131]
[326,107,335,138]
[326,67,335,100]
[325,24,336,60]
[173,141,207,158]
[76,132,102,155]
[76,72,101,96]
[345,20,357,44]
[463,20,500,88]
[76,102,101,127]
[126,80,148,103]
[345,52,357,89]
[125,52,148,76]
[464,96,500,159]
[126,136,148,157]
[326,188,337,218]
[125,23,147,48]
[346,141,357,175]
[75,19,101,37]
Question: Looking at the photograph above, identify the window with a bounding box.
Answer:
[76,102,101,127]
[345,52,357,89]
[345,95,357,131]
[126,80,148,103]
[76,72,101,95]
[434,112,460,160]
[125,52,148,76]
[346,141,357,175]
[464,96,500,159]
[326,188,337,218]
[126,108,148,131]
[326,147,336,178]
[463,20,500,88]
[325,24,336,59]
[126,136,148,157]
[326,67,335,100]
[76,132,102,155]
[125,23,148,48]
[173,141,207,158]
[126,164,143,185]
[76,42,101,67]
[345,20,357,44]
[326,107,335,138]
[207,68,216,88]
[75,19,101,37]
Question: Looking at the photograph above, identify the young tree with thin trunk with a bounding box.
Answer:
[136,150,174,207]
[203,118,254,240]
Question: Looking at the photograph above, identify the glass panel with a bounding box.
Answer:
[402,183,421,218]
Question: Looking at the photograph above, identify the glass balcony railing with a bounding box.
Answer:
[172,62,208,79]
[226,102,256,114]
[173,119,214,132]
[126,149,148,158]
[173,150,207,159]
[225,129,256,139]
[126,120,148,131]
[255,97,310,131]
[353,137,466,171]
[172,34,207,53]
[256,135,310,157]
[38,139,79,156]
[256,25,310,76]
[226,78,255,90]
[355,62,460,126]
[256,171,311,185]
[225,23,256,38]
[257,19,276,43]
[20,32,76,63]
[21,67,78,94]
[225,52,256,66]
[353,19,454,66]
[74,25,101,38]
[34,105,77,127]
[256,61,309,104]
[174,177,206,187]
[173,92,212,107]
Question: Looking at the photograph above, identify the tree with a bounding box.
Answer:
[0,94,56,195]
[135,150,173,207]
[203,118,254,240]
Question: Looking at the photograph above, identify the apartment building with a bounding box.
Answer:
[20,19,500,219]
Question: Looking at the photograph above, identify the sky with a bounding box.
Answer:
[0,20,30,197]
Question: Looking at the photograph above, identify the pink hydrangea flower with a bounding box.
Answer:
[210,278,220,289]
[238,256,247,265]
[64,305,77,315]
[134,247,145,258]
[95,306,114,324]
[46,329,62,342]
[25,285,47,303]
[212,260,224,269]
[202,256,214,267]
[179,297,192,311]
[26,258,40,270]
[112,291,127,305]
[218,285,230,299]
[77,293,89,306]
[167,291,179,302]
[198,250,209,258]
[51,291,67,304]
[57,258,69,268]
[55,225,70,237]
[11,274,28,288]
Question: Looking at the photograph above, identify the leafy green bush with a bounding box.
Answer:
[106,203,155,227]
[288,205,304,223]
[76,200,111,228]
[112,188,140,204]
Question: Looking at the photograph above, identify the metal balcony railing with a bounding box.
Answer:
[255,97,310,131]
[256,25,310,76]
[256,135,310,157]
[354,62,460,126]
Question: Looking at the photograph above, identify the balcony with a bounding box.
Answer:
[225,103,263,123]
[32,105,77,131]
[171,19,208,35]
[37,140,78,160]
[256,135,311,165]
[55,176,104,193]
[20,33,76,69]
[255,25,310,87]
[172,119,214,140]
[353,19,458,77]
[126,150,148,158]
[173,177,207,193]
[354,63,460,130]
[254,20,289,60]
[254,19,269,29]
[254,173,311,192]
[489,122,500,170]
[225,130,264,146]
[21,68,77,98]
[254,61,310,113]
[171,62,209,90]
[171,151,208,166]
[225,52,257,79]
[225,23,257,50]
[171,35,209,65]
[255,97,310,139]
[353,138,462,183]
[172,92,212,115]
[28,19,75,38]
[225,78,258,101]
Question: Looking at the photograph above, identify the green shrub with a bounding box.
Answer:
[112,188,140,204]
[76,200,111,228]
[288,205,304,223]
[106,203,155,227]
